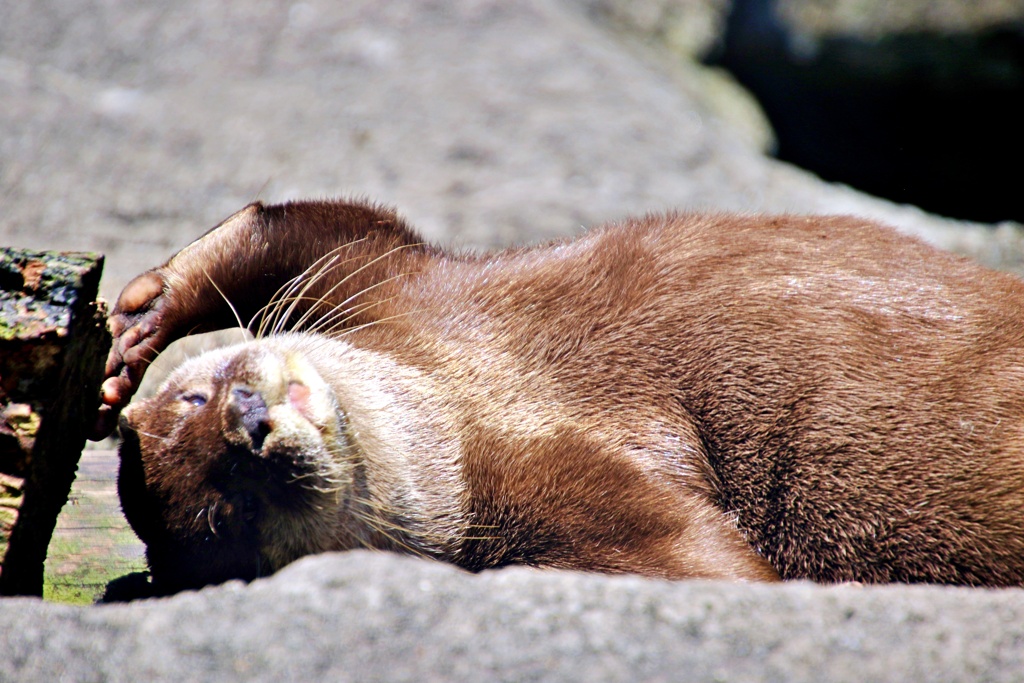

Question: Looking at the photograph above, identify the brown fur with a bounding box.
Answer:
[97,200,1024,592]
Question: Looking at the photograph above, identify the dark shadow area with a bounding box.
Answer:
[101,571,157,603]
[709,0,1024,224]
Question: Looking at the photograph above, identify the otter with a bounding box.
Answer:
[95,199,1024,593]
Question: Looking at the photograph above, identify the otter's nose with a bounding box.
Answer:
[231,386,271,451]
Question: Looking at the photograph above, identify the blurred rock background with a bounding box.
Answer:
[2,0,1022,302]
[1,0,1022,680]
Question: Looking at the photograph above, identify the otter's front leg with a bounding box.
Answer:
[93,199,429,438]
[94,204,273,437]
[95,202,326,436]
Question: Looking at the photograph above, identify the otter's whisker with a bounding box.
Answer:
[134,428,171,442]
[253,240,369,337]
[317,297,404,335]
[268,252,361,336]
[259,255,346,338]
[347,507,433,560]
[342,493,464,552]
[202,269,247,344]
[304,272,421,335]
[286,243,424,333]
[280,242,423,333]
[250,177,272,204]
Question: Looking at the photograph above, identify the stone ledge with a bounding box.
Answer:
[3,551,1023,682]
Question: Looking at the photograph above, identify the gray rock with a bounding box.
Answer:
[570,0,779,155]
[571,0,733,59]
[3,552,1024,682]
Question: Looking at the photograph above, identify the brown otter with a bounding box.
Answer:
[95,199,1024,592]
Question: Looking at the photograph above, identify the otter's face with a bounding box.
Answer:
[117,339,351,593]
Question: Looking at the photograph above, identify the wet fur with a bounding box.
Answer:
[104,200,1024,591]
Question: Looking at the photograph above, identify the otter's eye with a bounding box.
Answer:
[180,392,208,407]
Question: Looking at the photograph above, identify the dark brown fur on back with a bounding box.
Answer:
[100,201,1024,591]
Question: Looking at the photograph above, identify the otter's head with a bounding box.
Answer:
[117,338,351,594]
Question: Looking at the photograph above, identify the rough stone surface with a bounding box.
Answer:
[2,0,1024,679]
[572,0,733,58]
[571,0,778,154]
[3,552,1024,683]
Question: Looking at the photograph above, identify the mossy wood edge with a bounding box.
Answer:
[0,247,109,596]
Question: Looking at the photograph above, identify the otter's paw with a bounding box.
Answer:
[92,271,174,439]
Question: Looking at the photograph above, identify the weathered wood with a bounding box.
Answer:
[0,248,109,596]
[0,472,23,561]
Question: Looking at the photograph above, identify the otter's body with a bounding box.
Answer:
[101,200,1024,592]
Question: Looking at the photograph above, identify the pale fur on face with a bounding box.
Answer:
[140,333,470,565]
